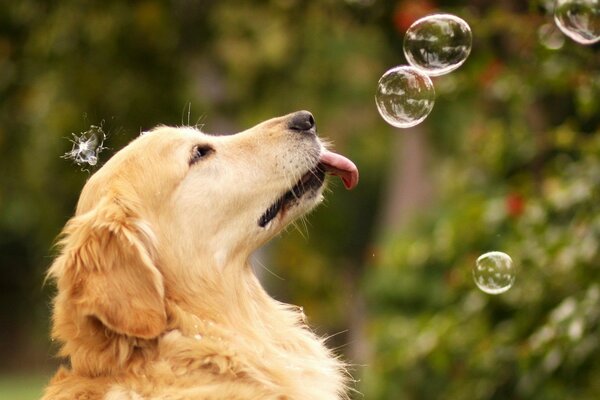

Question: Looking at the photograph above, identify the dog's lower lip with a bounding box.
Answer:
[258,166,325,228]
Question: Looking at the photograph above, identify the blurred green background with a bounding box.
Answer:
[1,0,599,399]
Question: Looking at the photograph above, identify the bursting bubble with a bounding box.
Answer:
[403,14,472,77]
[473,251,516,295]
[554,0,600,45]
[63,124,107,167]
[375,65,435,128]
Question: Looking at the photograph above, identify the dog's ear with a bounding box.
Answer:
[49,197,166,339]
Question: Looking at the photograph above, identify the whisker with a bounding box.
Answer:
[299,215,310,238]
[252,257,285,281]
[291,220,308,240]
[194,114,207,131]
[181,102,192,126]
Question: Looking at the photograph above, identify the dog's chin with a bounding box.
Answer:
[257,147,358,231]
[258,165,326,229]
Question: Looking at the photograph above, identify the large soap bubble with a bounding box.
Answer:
[375,65,435,128]
[403,13,472,77]
[554,0,600,45]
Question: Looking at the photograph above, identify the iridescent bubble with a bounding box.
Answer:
[375,66,435,128]
[403,14,472,77]
[554,0,600,45]
[473,251,516,295]
[63,124,107,167]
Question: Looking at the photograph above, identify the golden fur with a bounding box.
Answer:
[43,112,350,399]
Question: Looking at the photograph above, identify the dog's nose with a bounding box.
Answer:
[288,110,315,132]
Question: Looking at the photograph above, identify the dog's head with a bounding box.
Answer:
[48,111,358,342]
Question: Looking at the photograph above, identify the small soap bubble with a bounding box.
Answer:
[554,0,600,45]
[375,65,435,128]
[538,23,566,49]
[403,14,472,77]
[63,124,107,168]
[473,251,516,295]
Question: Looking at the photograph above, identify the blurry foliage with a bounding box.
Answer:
[0,0,599,399]
[364,1,600,398]
[365,135,600,399]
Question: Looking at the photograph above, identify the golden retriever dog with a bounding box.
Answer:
[43,111,359,400]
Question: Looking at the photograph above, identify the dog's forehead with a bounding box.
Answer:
[140,126,208,146]
[123,126,221,159]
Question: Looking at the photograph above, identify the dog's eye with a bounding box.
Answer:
[190,145,214,164]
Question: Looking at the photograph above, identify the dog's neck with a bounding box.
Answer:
[164,258,306,344]
[160,259,349,398]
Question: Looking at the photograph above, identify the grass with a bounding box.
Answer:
[0,374,49,400]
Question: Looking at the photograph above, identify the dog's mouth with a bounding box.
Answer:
[258,150,359,228]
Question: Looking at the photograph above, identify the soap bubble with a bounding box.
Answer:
[554,0,600,45]
[538,23,566,49]
[473,251,516,295]
[375,65,435,128]
[403,14,472,77]
[63,124,107,167]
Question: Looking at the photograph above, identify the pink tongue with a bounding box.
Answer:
[320,150,359,190]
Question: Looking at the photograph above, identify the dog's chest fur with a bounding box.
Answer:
[44,296,347,400]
